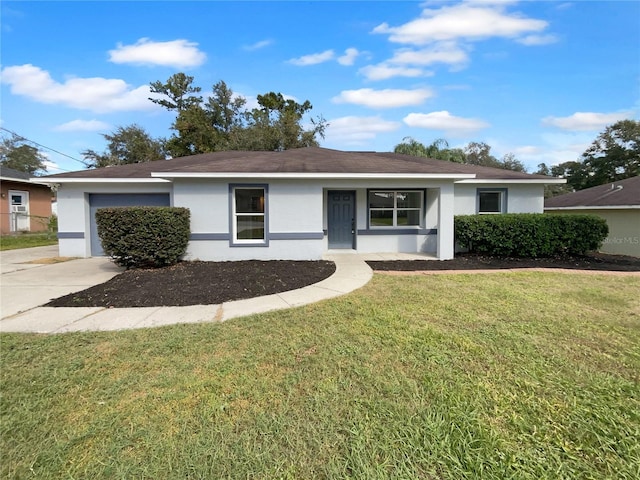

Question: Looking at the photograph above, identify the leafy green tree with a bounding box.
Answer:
[149,73,202,112]
[0,133,47,175]
[534,163,574,198]
[208,80,246,137]
[244,92,326,151]
[165,105,220,157]
[464,142,527,171]
[150,74,327,156]
[540,120,640,192]
[579,119,639,187]
[395,137,440,157]
[500,152,527,173]
[393,138,523,171]
[394,137,466,162]
[82,125,165,168]
[463,142,502,168]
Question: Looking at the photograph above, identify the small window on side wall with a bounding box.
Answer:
[232,186,267,244]
[477,189,506,214]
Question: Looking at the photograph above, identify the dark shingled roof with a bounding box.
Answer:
[545,176,640,208]
[0,165,32,181]
[43,147,552,180]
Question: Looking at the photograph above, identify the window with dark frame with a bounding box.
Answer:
[368,190,423,228]
[477,190,505,214]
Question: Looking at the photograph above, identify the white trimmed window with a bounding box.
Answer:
[477,189,507,214]
[232,186,266,243]
[369,190,423,227]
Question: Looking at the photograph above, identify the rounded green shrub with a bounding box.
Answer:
[96,206,190,268]
[455,213,608,257]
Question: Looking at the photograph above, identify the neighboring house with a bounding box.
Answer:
[545,176,640,258]
[41,147,563,260]
[0,165,53,235]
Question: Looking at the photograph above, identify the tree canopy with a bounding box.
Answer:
[152,74,328,158]
[537,119,640,192]
[393,138,525,172]
[81,125,166,168]
[149,72,202,112]
[0,133,48,175]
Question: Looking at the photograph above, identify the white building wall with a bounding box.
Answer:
[507,184,545,213]
[187,239,325,261]
[56,178,547,261]
[173,180,228,234]
[454,183,544,215]
[56,187,89,257]
[268,180,323,234]
[56,182,172,257]
[438,182,455,259]
[175,178,326,261]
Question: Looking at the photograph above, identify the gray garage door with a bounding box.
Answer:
[89,193,171,256]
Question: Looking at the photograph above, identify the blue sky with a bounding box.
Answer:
[1,0,638,174]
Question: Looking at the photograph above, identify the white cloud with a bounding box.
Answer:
[503,132,595,169]
[332,88,434,109]
[517,34,558,46]
[325,115,401,143]
[108,38,206,68]
[1,64,161,113]
[512,145,542,156]
[243,39,273,51]
[359,63,427,81]
[43,160,60,171]
[388,43,469,68]
[54,119,111,132]
[403,111,489,136]
[337,48,360,66]
[288,49,335,66]
[555,3,574,11]
[372,3,548,45]
[542,111,631,131]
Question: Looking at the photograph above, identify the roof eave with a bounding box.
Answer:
[150,172,478,180]
[37,177,172,184]
[455,178,566,184]
[1,176,50,186]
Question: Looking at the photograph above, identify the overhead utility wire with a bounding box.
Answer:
[1,127,90,168]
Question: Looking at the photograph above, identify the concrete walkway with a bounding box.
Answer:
[2,247,427,333]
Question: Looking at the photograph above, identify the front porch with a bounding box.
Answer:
[323,183,455,260]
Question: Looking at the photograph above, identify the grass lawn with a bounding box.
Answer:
[0,233,57,250]
[2,272,639,479]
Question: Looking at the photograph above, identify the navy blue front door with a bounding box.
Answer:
[328,191,355,249]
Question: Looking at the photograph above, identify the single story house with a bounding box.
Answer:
[0,165,53,234]
[545,175,640,258]
[41,147,564,261]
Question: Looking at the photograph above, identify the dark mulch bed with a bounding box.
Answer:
[45,253,640,309]
[367,252,640,272]
[47,260,336,308]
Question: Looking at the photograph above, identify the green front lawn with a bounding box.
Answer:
[0,233,58,250]
[2,272,639,479]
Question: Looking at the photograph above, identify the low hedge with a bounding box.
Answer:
[96,207,190,268]
[455,213,608,257]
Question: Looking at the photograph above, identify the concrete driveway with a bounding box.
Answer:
[0,247,375,334]
[0,245,123,319]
